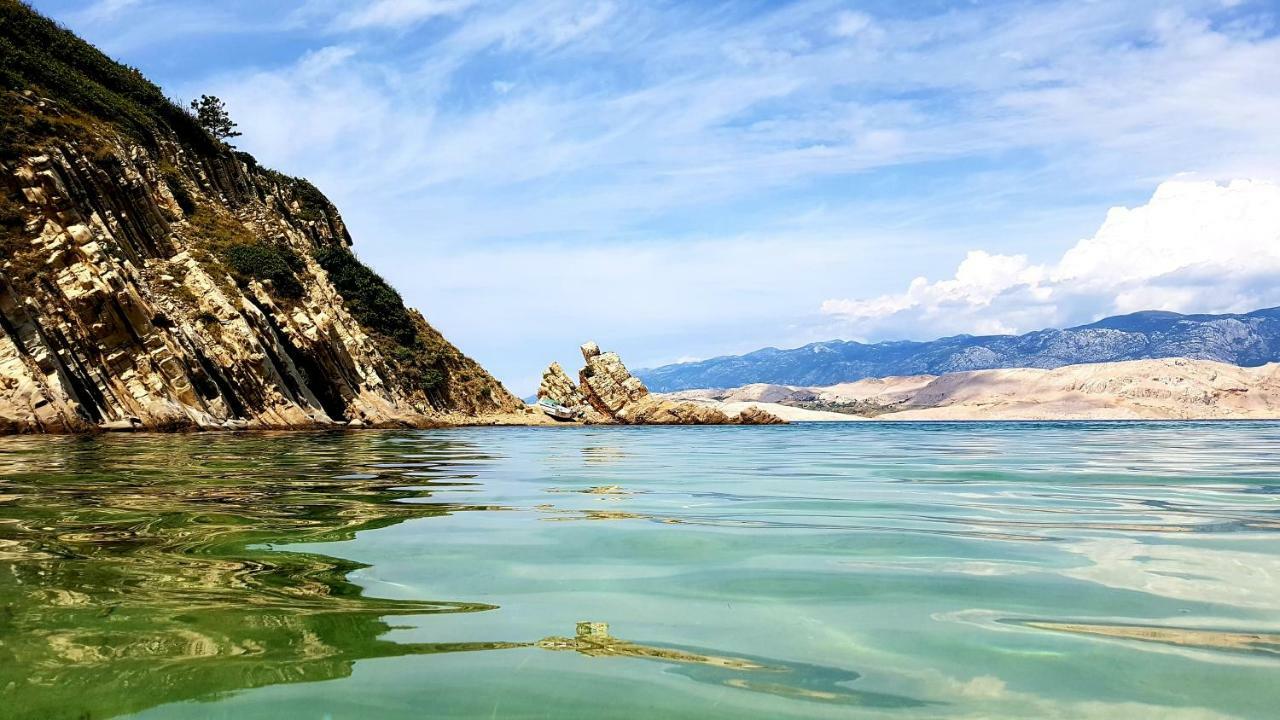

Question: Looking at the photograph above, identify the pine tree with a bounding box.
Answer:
[189,95,242,144]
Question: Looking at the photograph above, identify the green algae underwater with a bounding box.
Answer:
[1,423,1279,719]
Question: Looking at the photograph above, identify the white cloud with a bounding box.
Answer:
[146,0,1280,388]
[831,10,873,38]
[542,1,615,47]
[75,0,143,22]
[389,230,888,379]
[207,46,397,169]
[821,178,1280,338]
[331,0,474,31]
[213,0,1280,242]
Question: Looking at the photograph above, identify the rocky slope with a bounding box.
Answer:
[665,358,1280,421]
[536,342,783,424]
[0,2,519,432]
[639,307,1280,391]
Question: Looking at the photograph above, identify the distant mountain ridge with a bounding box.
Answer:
[636,307,1280,391]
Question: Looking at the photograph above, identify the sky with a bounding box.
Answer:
[28,0,1280,395]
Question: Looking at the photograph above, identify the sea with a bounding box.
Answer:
[1,422,1277,719]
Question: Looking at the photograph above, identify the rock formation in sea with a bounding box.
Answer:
[0,3,520,432]
[578,341,652,419]
[536,342,783,425]
[537,362,587,410]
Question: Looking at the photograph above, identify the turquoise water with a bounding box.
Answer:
[1,423,1278,719]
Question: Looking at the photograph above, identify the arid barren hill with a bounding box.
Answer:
[663,358,1280,421]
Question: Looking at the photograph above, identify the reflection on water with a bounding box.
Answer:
[2,423,1280,719]
[480,621,930,708]
[0,433,497,719]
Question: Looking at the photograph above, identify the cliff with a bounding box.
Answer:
[0,1,519,432]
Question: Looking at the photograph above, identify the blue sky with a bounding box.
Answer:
[29,0,1280,394]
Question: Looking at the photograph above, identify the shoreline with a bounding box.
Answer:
[5,413,1280,437]
[8,358,1280,436]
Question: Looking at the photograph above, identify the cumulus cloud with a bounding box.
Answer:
[99,0,1280,389]
[821,178,1280,338]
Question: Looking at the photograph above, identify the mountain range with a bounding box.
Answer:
[637,307,1280,391]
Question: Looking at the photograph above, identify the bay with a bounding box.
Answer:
[1,423,1278,719]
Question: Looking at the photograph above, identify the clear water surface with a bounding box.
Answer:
[1,422,1278,719]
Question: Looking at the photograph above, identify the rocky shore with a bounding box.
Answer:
[534,342,784,425]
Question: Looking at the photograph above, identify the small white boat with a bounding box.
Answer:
[536,398,576,420]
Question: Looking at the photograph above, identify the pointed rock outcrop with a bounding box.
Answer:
[578,342,650,418]
[531,341,783,425]
[537,362,586,408]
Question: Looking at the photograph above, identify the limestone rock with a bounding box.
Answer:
[549,341,783,425]
[537,362,586,408]
[624,397,732,424]
[733,406,787,425]
[579,347,650,418]
[0,95,518,433]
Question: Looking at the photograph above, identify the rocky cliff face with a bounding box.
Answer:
[0,3,518,432]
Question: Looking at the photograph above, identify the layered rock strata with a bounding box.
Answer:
[535,342,783,425]
[537,362,586,408]
[0,4,519,432]
[578,342,650,419]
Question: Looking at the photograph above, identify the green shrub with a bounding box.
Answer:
[314,246,416,345]
[188,209,304,300]
[0,86,113,161]
[0,2,217,152]
[222,241,304,299]
[291,178,330,222]
[314,245,445,392]
[413,367,445,392]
